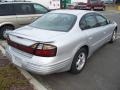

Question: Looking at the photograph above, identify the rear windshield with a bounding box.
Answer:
[30,13,77,32]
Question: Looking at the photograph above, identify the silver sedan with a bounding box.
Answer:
[6,10,117,75]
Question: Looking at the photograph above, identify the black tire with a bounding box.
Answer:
[0,26,14,39]
[109,30,117,43]
[70,48,87,74]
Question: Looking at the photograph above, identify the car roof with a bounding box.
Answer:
[49,9,95,16]
[0,1,33,4]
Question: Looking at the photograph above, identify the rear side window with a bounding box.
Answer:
[0,4,14,16]
[79,17,87,30]
[80,14,97,30]
[33,4,48,14]
[14,4,34,15]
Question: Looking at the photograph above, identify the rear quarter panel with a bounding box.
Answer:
[0,15,18,28]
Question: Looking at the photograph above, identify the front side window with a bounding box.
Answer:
[30,13,77,32]
[95,14,108,26]
[0,4,14,16]
[15,4,34,15]
[33,4,48,14]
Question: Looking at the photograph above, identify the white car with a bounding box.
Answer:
[6,10,117,75]
[0,2,49,38]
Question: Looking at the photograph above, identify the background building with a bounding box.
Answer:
[29,0,60,9]
[0,0,61,9]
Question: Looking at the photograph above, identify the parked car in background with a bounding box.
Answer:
[102,0,113,4]
[67,0,106,11]
[67,2,78,9]
[0,2,49,38]
[6,10,117,75]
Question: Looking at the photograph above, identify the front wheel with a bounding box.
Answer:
[70,48,87,74]
[109,30,117,43]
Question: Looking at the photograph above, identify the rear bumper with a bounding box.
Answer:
[22,60,69,75]
[6,46,71,75]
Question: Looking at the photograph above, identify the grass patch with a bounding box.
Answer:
[0,64,30,90]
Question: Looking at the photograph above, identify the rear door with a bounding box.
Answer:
[79,13,105,52]
[14,3,35,27]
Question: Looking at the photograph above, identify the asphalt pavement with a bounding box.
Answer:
[31,12,120,90]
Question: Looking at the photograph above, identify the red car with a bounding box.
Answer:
[67,0,106,11]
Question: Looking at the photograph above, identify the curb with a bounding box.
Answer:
[0,43,48,90]
[0,45,6,55]
[18,68,48,90]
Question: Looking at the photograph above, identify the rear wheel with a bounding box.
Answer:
[0,25,14,39]
[70,48,87,74]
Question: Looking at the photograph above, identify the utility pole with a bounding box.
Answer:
[60,0,62,9]
[60,0,67,9]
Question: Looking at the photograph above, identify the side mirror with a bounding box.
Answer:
[107,20,112,24]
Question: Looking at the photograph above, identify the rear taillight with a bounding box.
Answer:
[35,44,57,57]
[7,37,57,57]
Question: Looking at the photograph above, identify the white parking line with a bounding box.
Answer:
[100,11,120,15]
[117,33,120,40]
[117,33,120,35]
[117,36,120,40]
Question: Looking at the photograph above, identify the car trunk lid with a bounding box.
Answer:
[8,26,66,46]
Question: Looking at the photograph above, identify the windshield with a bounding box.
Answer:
[30,13,77,32]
